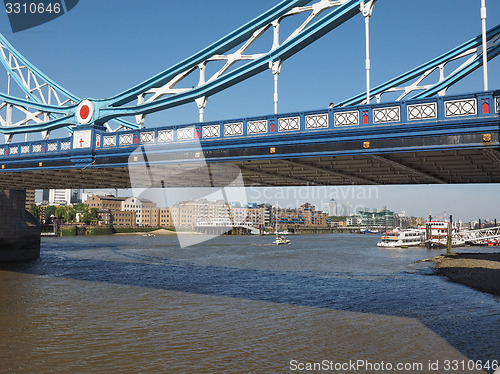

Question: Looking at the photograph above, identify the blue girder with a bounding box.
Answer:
[1,90,499,170]
[0,0,499,138]
[98,0,366,120]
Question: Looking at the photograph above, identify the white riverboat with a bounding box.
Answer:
[424,220,465,249]
[377,229,424,248]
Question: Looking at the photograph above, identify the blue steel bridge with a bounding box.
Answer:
[0,90,499,189]
[0,0,500,190]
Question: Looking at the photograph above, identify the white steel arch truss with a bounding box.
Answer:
[374,34,500,103]
[134,0,350,125]
[340,24,500,106]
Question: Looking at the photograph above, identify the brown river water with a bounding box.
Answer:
[0,234,498,373]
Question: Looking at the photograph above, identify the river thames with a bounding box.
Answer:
[0,234,498,373]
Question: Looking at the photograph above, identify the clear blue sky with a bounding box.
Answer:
[1,0,500,221]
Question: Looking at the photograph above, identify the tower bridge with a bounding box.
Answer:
[0,90,499,189]
[0,0,499,260]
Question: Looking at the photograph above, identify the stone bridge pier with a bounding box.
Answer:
[0,190,40,261]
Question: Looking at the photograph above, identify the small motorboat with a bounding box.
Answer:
[272,235,290,245]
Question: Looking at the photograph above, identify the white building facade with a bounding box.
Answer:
[321,198,337,216]
[48,189,72,205]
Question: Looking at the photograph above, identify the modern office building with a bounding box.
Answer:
[45,189,82,205]
[321,198,337,216]
[48,189,72,205]
[25,190,36,210]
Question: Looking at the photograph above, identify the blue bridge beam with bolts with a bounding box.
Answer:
[0,88,499,189]
[0,0,498,190]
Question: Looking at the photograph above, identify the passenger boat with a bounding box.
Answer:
[377,228,424,248]
[361,228,380,234]
[424,220,465,249]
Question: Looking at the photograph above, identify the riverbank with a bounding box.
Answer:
[113,228,197,236]
[423,253,500,296]
[57,225,181,236]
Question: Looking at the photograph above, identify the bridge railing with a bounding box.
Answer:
[0,91,499,159]
[0,136,73,158]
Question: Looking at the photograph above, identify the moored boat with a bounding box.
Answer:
[377,228,424,248]
[424,220,465,249]
[361,228,380,234]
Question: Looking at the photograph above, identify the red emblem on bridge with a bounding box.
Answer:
[80,105,90,120]
[482,99,489,114]
[363,111,369,124]
[76,100,94,125]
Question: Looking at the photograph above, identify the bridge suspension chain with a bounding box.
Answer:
[99,0,362,124]
[0,34,139,143]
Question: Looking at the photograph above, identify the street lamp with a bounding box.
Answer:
[481,0,488,91]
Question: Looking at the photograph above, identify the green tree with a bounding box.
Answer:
[44,205,57,220]
[73,203,85,212]
[29,204,40,221]
[82,208,98,225]
[53,206,78,223]
[66,206,76,223]
[55,206,66,219]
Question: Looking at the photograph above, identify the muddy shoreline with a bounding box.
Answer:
[424,253,500,296]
